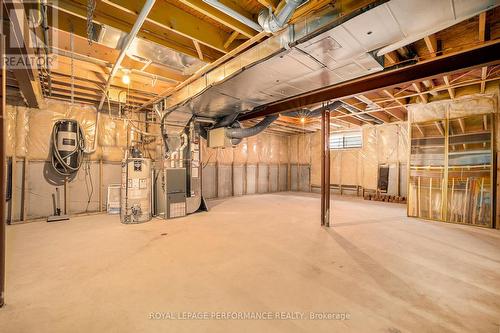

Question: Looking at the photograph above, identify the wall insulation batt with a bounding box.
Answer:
[201,133,291,199]
[4,100,141,220]
[297,123,408,194]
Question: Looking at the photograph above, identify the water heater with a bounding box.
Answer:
[121,157,152,224]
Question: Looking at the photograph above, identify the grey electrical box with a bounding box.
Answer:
[207,127,232,148]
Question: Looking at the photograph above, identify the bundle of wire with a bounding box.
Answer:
[51,120,86,177]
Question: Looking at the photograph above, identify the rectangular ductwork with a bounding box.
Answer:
[162,0,497,121]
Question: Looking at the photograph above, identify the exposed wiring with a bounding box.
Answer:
[83,156,94,212]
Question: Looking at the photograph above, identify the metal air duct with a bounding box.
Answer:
[225,114,278,139]
[258,0,304,33]
[202,0,263,32]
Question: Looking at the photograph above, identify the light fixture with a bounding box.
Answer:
[300,117,306,123]
[121,69,131,85]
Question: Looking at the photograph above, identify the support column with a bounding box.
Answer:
[1,32,7,307]
[321,108,331,227]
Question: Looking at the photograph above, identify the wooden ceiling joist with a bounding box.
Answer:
[341,98,391,123]
[479,11,487,42]
[443,75,455,99]
[100,0,241,53]
[176,0,258,38]
[424,34,438,57]
[5,0,44,108]
[412,82,428,103]
[52,0,224,62]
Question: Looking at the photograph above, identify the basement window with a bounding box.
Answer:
[330,131,362,150]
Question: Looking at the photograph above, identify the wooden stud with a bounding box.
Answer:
[479,11,487,43]
[424,35,438,57]
[443,76,455,99]
[193,40,204,61]
[429,177,433,219]
[412,82,428,103]
[384,51,399,66]
[224,31,240,50]
[480,66,488,93]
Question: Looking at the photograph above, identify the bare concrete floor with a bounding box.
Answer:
[1,193,500,332]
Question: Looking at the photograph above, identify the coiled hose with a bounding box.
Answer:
[51,120,86,176]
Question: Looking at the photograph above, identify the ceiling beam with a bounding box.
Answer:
[479,11,487,42]
[257,0,277,10]
[434,121,444,136]
[412,82,427,103]
[443,75,455,99]
[52,0,224,62]
[362,93,405,122]
[100,0,237,53]
[384,51,399,66]
[480,66,487,93]
[193,40,204,61]
[224,31,239,50]
[424,34,438,57]
[52,28,188,83]
[176,0,258,38]
[458,118,465,133]
[238,41,500,121]
[342,97,390,123]
[4,0,44,108]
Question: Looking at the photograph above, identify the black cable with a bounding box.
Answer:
[84,156,94,212]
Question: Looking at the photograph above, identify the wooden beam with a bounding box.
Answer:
[356,94,405,122]
[415,124,424,137]
[480,66,487,93]
[435,121,444,136]
[443,75,455,99]
[51,58,173,95]
[342,97,390,123]
[257,0,277,10]
[176,0,258,38]
[52,28,188,83]
[422,79,437,96]
[99,0,235,53]
[4,0,44,107]
[384,51,399,66]
[382,89,408,121]
[224,31,239,50]
[458,118,465,133]
[479,11,487,42]
[424,34,438,57]
[412,82,428,103]
[193,40,204,61]
[52,0,224,61]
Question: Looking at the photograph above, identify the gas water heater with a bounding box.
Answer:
[121,148,152,224]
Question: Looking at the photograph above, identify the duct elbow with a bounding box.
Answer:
[258,0,303,33]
